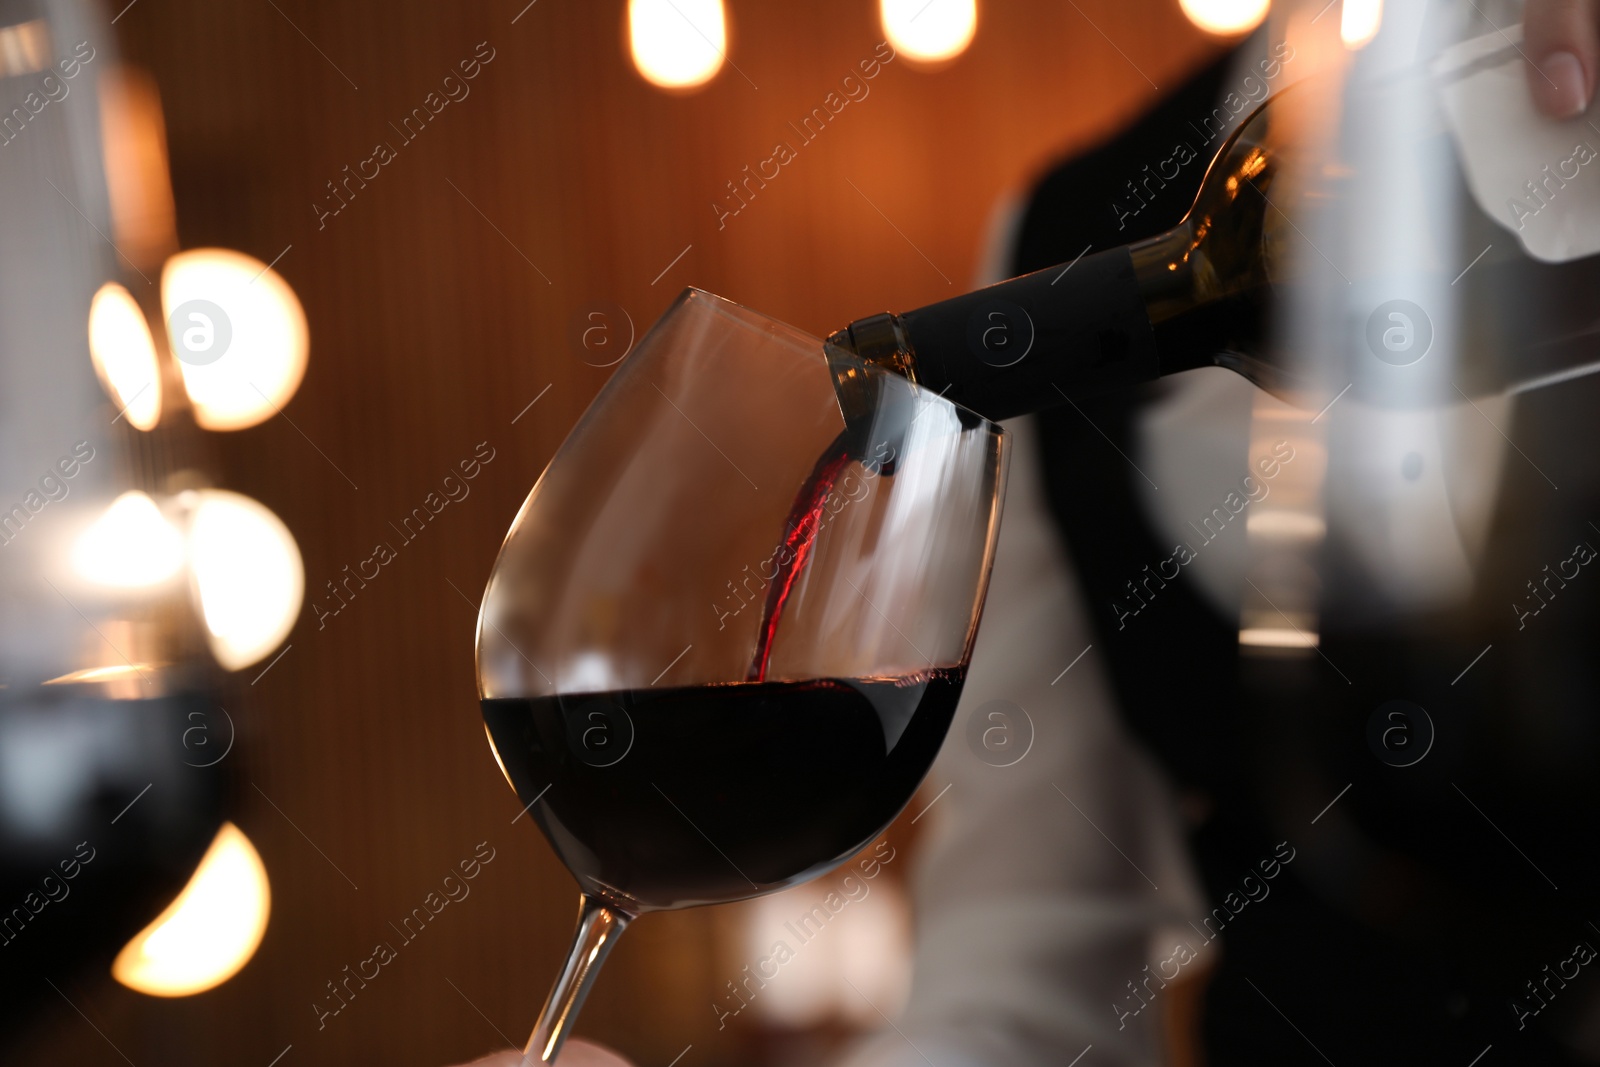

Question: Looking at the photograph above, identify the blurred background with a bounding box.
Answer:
[2,0,1234,1064]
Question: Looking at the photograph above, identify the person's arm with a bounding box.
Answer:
[1525,0,1600,115]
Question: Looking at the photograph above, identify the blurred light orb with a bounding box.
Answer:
[113,822,270,997]
[161,248,308,431]
[739,875,913,1027]
[1178,0,1269,36]
[87,282,161,431]
[1341,0,1382,49]
[1239,626,1319,648]
[74,491,184,588]
[881,0,977,63]
[188,489,303,671]
[629,0,726,90]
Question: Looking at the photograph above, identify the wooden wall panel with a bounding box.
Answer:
[13,1,1217,1064]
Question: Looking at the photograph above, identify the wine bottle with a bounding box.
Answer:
[824,83,1600,423]
[825,88,1282,424]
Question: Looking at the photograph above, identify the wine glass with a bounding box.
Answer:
[475,288,1007,1063]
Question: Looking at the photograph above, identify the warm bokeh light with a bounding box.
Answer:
[74,491,184,588]
[87,282,162,431]
[1239,626,1319,648]
[43,664,165,685]
[1246,510,1327,539]
[0,19,50,77]
[1341,0,1382,49]
[738,872,912,1027]
[98,66,179,272]
[1178,0,1270,36]
[162,248,308,431]
[112,822,270,997]
[628,0,726,90]
[881,0,977,63]
[43,663,161,700]
[187,489,303,671]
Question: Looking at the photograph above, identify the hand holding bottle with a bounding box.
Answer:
[1525,0,1600,116]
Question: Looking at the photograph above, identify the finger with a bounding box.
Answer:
[446,1041,635,1067]
[1524,0,1600,118]
[556,1039,635,1067]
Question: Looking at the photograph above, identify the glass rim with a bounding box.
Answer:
[667,286,1009,439]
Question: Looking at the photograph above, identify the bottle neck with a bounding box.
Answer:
[827,220,1215,422]
[1129,222,1204,333]
[1130,220,1257,379]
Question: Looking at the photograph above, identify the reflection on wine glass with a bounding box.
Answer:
[475,288,1007,1062]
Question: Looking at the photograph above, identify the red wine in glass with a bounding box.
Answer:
[481,668,963,909]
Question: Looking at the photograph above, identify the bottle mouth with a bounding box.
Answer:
[824,324,996,477]
[824,312,914,375]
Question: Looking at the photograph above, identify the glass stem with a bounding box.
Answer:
[521,894,630,1064]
